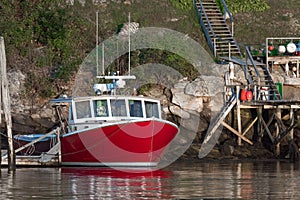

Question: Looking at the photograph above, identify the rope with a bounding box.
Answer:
[0,131,8,138]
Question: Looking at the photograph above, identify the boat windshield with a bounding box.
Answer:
[129,99,143,117]
[94,99,108,117]
[145,101,159,118]
[110,99,127,117]
[72,97,161,121]
[75,101,91,119]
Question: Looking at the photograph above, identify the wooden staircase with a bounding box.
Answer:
[194,0,241,58]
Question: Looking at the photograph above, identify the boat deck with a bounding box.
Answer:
[240,99,300,109]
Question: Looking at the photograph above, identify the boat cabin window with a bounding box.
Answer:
[75,101,91,119]
[110,99,127,117]
[69,106,74,121]
[94,100,108,117]
[145,101,159,118]
[129,100,143,117]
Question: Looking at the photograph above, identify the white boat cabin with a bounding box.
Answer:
[51,96,162,131]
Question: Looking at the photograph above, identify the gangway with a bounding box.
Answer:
[198,94,237,158]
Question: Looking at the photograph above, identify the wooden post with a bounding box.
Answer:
[290,107,294,140]
[0,128,1,168]
[256,107,263,143]
[236,86,242,145]
[275,107,281,156]
[0,38,2,168]
[0,38,2,169]
[0,37,15,170]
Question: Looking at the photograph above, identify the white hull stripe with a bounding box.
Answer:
[61,162,158,167]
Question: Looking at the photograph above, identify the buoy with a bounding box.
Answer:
[268,45,274,51]
[278,45,286,54]
[287,42,297,53]
[240,89,247,101]
[246,90,253,101]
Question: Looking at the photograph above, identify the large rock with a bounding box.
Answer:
[171,80,204,113]
[185,75,224,97]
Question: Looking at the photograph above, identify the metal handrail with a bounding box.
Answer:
[193,0,217,55]
[221,0,234,36]
[221,0,233,21]
[245,46,261,99]
[245,46,261,85]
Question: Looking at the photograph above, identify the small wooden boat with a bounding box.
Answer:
[13,134,57,155]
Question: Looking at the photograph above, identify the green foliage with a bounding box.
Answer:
[0,0,89,98]
[25,73,55,99]
[170,0,193,11]
[225,0,270,14]
[216,0,225,14]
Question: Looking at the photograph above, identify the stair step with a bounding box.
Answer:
[209,25,229,28]
[215,40,235,43]
[203,19,226,22]
[216,46,240,49]
[209,33,232,36]
[216,44,238,48]
[210,30,231,34]
[204,16,224,19]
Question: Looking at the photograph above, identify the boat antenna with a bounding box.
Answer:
[96,11,99,76]
[128,12,131,76]
[102,43,105,75]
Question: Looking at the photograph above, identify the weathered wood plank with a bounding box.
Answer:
[0,36,15,170]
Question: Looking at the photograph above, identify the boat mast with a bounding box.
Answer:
[96,11,99,76]
[128,12,131,76]
[95,13,135,82]
[102,43,105,75]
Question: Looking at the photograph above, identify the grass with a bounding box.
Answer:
[233,0,300,46]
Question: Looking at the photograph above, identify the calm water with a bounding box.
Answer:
[1,160,300,199]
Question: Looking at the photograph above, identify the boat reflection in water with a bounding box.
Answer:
[1,162,300,199]
[61,167,172,199]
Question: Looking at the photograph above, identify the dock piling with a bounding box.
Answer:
[0,36,16,170]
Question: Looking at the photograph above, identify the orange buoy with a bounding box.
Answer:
[240,89,247,101]
[268,45,274,51]
[246,90,253,101]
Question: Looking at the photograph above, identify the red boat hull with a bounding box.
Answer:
[60,119,178,166]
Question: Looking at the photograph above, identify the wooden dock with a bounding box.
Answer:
[1,150,59,166]
[200,41,300,160]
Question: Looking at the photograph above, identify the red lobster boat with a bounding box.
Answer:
[13,14,179,166]
[51,91,179,167]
